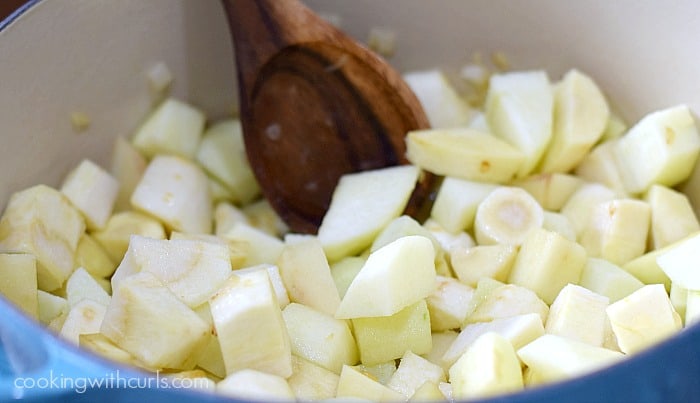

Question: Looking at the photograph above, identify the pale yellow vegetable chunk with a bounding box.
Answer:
[613,104,700,194]
[209,269,292,378]
[101,272,209,370]
[508,228,587,304]
[282,302,358,374]
[132,97,205,159]
[277,237,340,316]
[317,165,419,262]
[485,70,553,177]
[449,332,523,399]
[0,185,85,291]
[545,284,609,347]
[352,300,432,365]
[217,369,294,401]
[538,69,609,173]
[606,284,682,354]
[336,365,405,402]
[0,252,37,319]
[406,128,525,183]
[335,235,435,319]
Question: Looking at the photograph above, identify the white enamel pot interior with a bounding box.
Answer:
[1,0,700,401]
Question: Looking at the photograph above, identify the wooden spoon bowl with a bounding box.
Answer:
[222,0,435,234]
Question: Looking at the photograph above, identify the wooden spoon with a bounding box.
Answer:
[222,0,435,234]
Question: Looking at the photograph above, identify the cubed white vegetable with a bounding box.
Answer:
[613,104,700,194]
[335,235,436,319]
[282,303,358,374]
[131,155,212,234]
[111,235,231,307]
[0,185,85,291]
[0,252,38,318]
[318,165,420,261]
[485,70,553,177]
[517,334,624,383]
[101,272,210,370]
[196,119,260,204]
[404,69,475,128]
[545,284,609,347]
[277,237,341,316]
[606,284,682,354]
[217,369,294,401]
[210,269,292,378]
[132,98,205,159]
[449,332,523,399]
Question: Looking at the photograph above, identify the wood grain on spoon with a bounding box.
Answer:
[222,0,435,234]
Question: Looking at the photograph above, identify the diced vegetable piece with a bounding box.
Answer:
[517,334,624,383]
[622,247,672,290]
[426,276,474,331]
[352,300,432,365]
[645,185,700,249]
[0,185,85,291]
[217,369,294,401]
[430,177,497,233]
[222,223,284,267]
[277,237,341,316]
[0,252,37,318]
[101,272,209,370]
[111,236,231,308]
[37,290,68,325]
[65,267,110,307]
[79,333,141,369]
[656,232,700,290]
[336,365,405,402]
[545,284,609,347]
[538,69,609,173]
[575,140,629,196]
[613,104,700,194]
[442,313,544,368]
[61,159,119,230]
[450,244,517,287]
[560,183,617,236]
[578,258,644,303]
[474,186,544,246]
[404,69,475,128]
[60,299,107,345]
[336,236,436,319]
[318,165,420,262]
[196,119,260,204]
[580,199,651,266]
[282,303,358,374]
[449,332,523,399]
[513,173,583,212]
[131,155,212,234]
[465,283,549,325]
[213,201,249,237]
[132,98,205,159]
[111,136,148,212]
[288,355,340,401]
[606,284,682,354]
[74,234,117,279]
[210,269,292,378]
[406,128,525,183]
[508,228,587,304]
[387,351,446,399]
[542,211,576,241]
[234,264,290,309]
[485,70,553,177]
[92,211,166,262]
